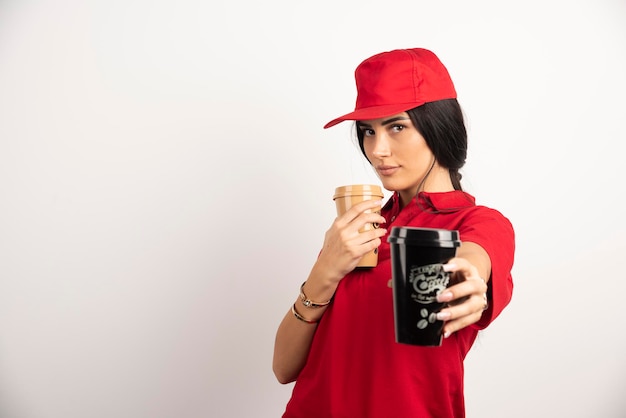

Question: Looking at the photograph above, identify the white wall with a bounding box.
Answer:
[1,0,625,417]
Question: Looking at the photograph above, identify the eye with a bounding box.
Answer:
[360,128,375,137]
[390,124,405,133]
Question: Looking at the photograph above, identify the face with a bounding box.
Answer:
[359,112,451,206]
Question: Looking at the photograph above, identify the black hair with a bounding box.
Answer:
[355,98,467,191]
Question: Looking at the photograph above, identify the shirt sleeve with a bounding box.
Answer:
[458,206,515,330]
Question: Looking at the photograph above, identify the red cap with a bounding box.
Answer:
[324,48,457,129]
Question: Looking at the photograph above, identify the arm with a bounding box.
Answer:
[271,272,334,384]
[272,199,387,384]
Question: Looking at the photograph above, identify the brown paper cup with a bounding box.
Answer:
[333,184,384,268]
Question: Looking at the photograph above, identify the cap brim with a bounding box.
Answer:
[323,102,422,129]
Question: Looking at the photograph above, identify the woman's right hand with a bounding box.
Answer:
[273,199,387,384]
[313,199,387,282]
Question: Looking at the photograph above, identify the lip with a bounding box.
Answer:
[376,165,399,176]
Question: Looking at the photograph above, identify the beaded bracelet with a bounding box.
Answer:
[299,281,332,308]
[291,303,318,324]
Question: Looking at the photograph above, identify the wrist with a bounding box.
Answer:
[299,281,332,308]
[301,274,338,309]
[291,303,320,324]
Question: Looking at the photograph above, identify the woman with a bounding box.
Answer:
[273,48,515,418]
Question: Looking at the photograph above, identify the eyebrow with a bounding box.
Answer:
[359,116,410,128]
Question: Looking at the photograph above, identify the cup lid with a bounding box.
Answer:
[387,226,460,247]
[333,184,384,200]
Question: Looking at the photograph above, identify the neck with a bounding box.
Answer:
[398,166,455,208]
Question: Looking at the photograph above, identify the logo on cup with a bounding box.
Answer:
[409,264,450,304]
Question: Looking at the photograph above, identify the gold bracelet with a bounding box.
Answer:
[299,281,331,308]
[291,303,318,324]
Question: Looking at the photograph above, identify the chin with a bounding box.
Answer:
[379,179,406,193]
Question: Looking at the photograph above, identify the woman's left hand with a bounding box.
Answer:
[434,256,489,338]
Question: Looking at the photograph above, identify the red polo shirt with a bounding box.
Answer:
[282,191,515,418]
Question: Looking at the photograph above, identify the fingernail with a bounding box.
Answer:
[442,263,457,272]
[443,331,451,339]
[436,291,453,302]
[436,312,451,321]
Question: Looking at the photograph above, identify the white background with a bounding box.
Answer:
[1,0,625,417]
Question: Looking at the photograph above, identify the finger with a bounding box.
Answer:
[440,312,483,338]
[335,211,386,240]
[443,258,476,277]
[443,259,485,288]
[439,277,487,301]
[336,200,384,225]
[350,227,387,245]
[437,293,489,336]
[341,229,387,258]
[438,266,486,305]
[439,291,488,318]
[358,236,383,254]
[336,234,384,269]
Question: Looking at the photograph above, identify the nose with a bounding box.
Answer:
[370,134,391,159]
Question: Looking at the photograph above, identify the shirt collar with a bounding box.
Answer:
[384,190,476,216]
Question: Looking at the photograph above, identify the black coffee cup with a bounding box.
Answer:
[387,227,461,346]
